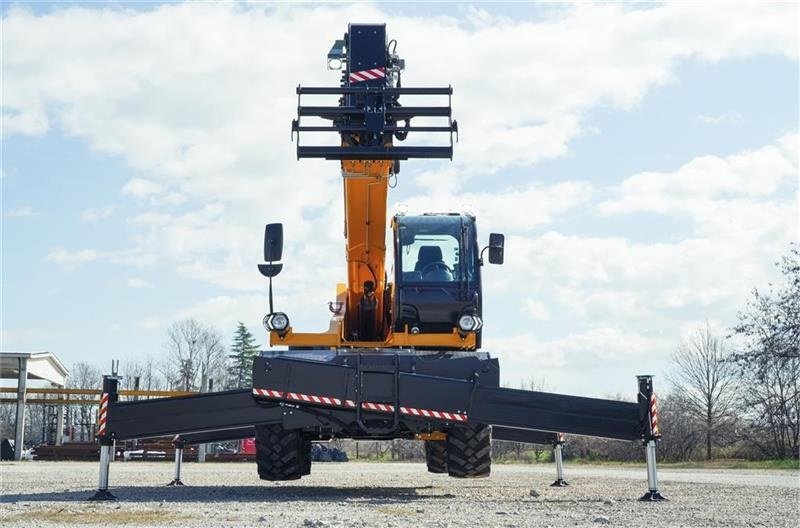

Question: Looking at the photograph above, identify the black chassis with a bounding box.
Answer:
[101,349,657,445]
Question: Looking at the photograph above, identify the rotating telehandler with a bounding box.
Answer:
[89,23,666,502]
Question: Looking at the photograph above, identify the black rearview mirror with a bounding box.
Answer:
[264,223,284,262]
[488,233,504,265]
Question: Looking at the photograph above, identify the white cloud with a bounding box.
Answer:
[598,133,798,236]
[696,112,744,125]
[7,205,37,218]
[47,248,101,267]
[127,277,153,288]
[486,327,668,376]
[3,2,795,182]
[122,178,162,198]
[47,247,155,269]
[80,205,116,222]
[402,178,594,234]
[522,299,550,321]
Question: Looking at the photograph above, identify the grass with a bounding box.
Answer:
[563,457,799,470]
[354,453,798,469]
[375,506,418,516]
[2,508,190,525]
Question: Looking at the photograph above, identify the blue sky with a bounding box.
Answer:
[2,1,798,396]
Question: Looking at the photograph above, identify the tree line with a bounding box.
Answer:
[561,246,799,462]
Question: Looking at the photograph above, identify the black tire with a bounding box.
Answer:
[424,440,448,474]
[446,424,491,478]
[301,439,312,476]
[255,424,308,481]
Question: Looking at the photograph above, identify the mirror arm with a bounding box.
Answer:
[479,245,489,266]
[268,273,275,315]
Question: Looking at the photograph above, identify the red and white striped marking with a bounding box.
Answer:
[97,393,109,436]
[252,387,467,422]
[399,405,467,422]
[349,67,385,83]
[650,393,660,437]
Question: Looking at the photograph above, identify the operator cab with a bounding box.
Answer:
[392,213,501,346]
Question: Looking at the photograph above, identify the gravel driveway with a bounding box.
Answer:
[1,461,798,527]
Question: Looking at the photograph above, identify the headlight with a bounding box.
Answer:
[263,312,290,332]
[458,314,482,333]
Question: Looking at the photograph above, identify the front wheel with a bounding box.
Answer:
[255,424,310,481]
[446,423,491,478]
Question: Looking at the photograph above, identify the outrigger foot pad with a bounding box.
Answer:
[166,479,185,486]
[88,489,117,501]
[550,479,569,487]
[638,490,668,501]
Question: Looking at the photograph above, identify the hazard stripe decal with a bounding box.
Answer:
[97,392,109,436]
[349,67,386,83]
[252,387,467,422]
[650,393,660,437]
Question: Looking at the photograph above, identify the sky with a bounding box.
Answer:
[2,1,798,397]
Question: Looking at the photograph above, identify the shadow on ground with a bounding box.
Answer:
[0,485,459,504]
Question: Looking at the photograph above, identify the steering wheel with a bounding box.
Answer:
[421,261,451,276]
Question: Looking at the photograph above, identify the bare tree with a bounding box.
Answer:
[657,391,704,461]
[121,356,165,393]
[732,246,800,459]
[667,324,738,460]
[67,362,102,441]
[162,319,226,391]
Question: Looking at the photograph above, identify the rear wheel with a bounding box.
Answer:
[301,439,312,476]
[446,424,491,478]
[424,440,448,473]
[255,424,309,481]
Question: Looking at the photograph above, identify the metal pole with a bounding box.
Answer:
[167,439,185,486]
[645,440,658,491]
[550,434,568,487]
[13,357,28,461]
[88,443,116,500]
[132,377,140,450]
[55,392,65,446]
[197,374,207,463]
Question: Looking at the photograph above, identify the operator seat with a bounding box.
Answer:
[415,246,453,281]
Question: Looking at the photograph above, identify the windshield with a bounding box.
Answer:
[396,215,476,283]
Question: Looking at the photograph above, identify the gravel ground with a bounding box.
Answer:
[1,461,798,527]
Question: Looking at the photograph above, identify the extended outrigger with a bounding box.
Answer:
[89,23,666,502]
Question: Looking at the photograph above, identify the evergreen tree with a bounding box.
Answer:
[228,322,260,389]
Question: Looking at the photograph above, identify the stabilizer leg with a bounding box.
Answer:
[88,375,119,501]
[550,434,569,487]
[639,439,667,501]
[636,376,667,501]
[166,439,185,486]
[87,442,116,501]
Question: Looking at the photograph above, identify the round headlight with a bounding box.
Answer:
[270,312,290,331]
[458,314,482,332]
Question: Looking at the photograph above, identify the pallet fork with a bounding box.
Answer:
[88,357,666,501]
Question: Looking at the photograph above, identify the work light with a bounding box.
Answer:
[263,312,290,332]
[457,314,482,333]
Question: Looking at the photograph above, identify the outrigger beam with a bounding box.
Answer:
[90,356,664,501]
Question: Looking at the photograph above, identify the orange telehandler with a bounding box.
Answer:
[89,23,666,502]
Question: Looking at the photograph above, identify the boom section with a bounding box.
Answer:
[287,23,459,346]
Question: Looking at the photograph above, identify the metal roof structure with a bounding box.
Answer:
[1,351,69,387]
[1,351,70,460]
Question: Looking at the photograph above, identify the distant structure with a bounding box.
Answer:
[0,351,69,460]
